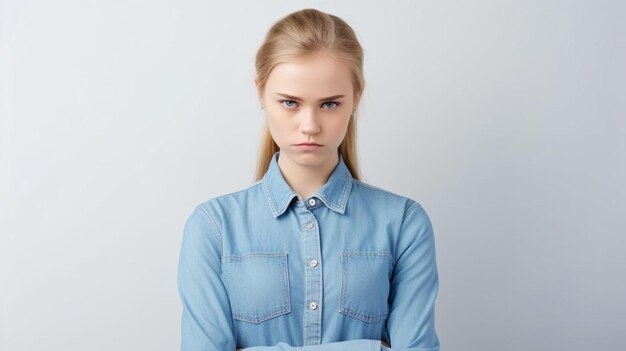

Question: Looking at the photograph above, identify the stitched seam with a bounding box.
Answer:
[223,253,291,324]
[338,173,352,210]
[402,200,421,222]
[314,174,352,212]
[262,178,278,215]
[232,304,290,323]
[222,252,289,261]
[342,251,391,257]
[197,204,223,255]
[395,200,428,268]
[339,306,387,323]
[339,251,391,324]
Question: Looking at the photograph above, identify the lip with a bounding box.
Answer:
[295,143,323,151]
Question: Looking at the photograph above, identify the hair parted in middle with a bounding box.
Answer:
[253,8,366,182]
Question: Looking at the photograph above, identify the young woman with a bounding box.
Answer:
[177,8,440,351]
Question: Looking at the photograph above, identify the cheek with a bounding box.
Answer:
[266,115,289,142]
[339,116,353,140]
[330,115,351,134]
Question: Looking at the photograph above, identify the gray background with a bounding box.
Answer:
[1,1,624,350]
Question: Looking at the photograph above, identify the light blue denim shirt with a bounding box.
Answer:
[177,150,440,351]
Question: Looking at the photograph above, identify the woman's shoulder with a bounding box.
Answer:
[196,180,263,213]
[351,178,426,213]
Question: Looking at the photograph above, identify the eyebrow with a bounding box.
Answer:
[275,92,346,102]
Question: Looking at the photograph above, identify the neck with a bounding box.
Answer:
[277,152,339,200]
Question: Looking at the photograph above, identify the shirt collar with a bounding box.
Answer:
[262,150,353,218]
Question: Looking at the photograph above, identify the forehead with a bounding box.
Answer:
[265,53,353,97]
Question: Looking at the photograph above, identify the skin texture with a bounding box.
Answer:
[255,51,361,200]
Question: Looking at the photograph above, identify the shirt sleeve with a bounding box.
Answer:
[177,205,237,351]
[381,201,441,351]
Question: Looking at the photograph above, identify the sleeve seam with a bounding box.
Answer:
[402,200,421,223]
[395,200,429,264]
[196,204,224,255]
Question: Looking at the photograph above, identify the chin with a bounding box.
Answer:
[283,149,329,166]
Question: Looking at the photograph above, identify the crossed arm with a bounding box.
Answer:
[178,202,440,351]
[235,340,388,351]
[236,340,389,351]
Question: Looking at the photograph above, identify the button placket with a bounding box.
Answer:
[298,206,322,345]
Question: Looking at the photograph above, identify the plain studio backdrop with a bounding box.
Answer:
[1,1,624,350]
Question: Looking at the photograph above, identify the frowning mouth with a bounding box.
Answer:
[295,143,323,151]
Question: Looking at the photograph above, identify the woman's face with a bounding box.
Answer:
[257,52,359,170]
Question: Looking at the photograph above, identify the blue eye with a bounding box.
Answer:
[278,100,341,110]
[322,102,339,109]
[280,100,298,109]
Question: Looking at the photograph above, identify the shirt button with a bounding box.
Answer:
[308,198,316,206]
[309,259,318,268]
[309,302,318,310]
[307,222,315,230]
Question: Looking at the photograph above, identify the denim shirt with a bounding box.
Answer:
[177,151,440,351]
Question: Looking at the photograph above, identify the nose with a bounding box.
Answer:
[299,108,321,135]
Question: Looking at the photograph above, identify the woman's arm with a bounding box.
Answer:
[381,201,441,350]
[240,340,382,350]
[178,205,238,350]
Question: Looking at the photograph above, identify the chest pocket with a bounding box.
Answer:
[339,251,393,323]
[221,252,291,324]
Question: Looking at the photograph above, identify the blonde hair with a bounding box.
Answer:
[253,8,365,182]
